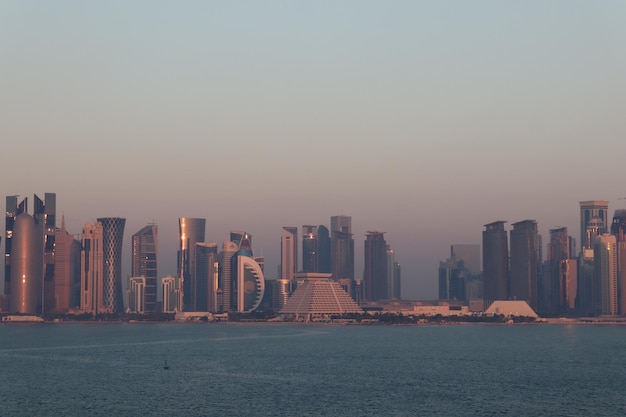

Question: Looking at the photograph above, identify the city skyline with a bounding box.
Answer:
[2,1,625,299]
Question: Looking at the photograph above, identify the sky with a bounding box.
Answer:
[1,1,625,300]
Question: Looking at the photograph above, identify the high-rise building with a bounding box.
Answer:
[178,218,206,311]
[331,216,354,282]
[610,209,626,315]
[281,227,298,281]
[5,193,56,313]
[386,245,401,299]
[9,213,41,314]
[218,241,238,312]
[235,255,265,313]
[5,196,27,297]
[451,244,481,275]
[132,224,158,313]
[482,221,508,308]
[97,217,126,313]
[34,193,56,313]
[545,227,570,315]
[594,234,618,316]
[318,225,331,273]
[54,215,81,312]
[196,242,218,312]
[302,225,318,273]
[438,257,468,301]
[580,201,609,251]
[364,231,387,301]
[128,276,146,313]
[162,275,182,313]
[509,220,540,310]
[228,231,265,312]
[80,221,104,315]
[273,279,291,311]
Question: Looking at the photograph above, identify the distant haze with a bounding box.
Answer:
[1,1,625,299]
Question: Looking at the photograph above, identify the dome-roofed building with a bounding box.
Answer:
[280,273,363,322]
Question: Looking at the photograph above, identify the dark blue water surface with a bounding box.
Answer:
[1,322,625,416]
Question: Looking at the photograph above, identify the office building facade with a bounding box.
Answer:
[482,221,509,308]
[80,221,104,315]
[196,242,219,312]
[132,224,158,313]
[364,231,387,301]
[330,216,354,282]
[54,216,81,312]
[281,227,298,281]
[178,218,206,311]
[509,220,540,310]
[97,217,126,313]
[9,213,41,314]
[594,234,618,316]
[580,201,609,251]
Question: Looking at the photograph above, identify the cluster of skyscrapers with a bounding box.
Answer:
[439,200,626,317]
[2,194,400,316]
[275,217,401,310]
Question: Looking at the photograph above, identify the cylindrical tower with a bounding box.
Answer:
[97,217,126,313]
[10,213,42,314]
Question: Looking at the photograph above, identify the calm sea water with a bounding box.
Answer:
[1,322,625,417]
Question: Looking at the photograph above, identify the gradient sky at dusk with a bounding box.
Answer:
[1,1,625,299]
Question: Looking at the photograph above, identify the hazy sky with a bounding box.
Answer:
[1,1,625,299]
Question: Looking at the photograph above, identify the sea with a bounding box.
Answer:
[1,322,625,417]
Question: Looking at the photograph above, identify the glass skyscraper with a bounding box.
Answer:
[132,224,158,313]
[98,217,126,313]
[178,218,206,311]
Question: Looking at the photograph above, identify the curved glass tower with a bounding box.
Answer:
[237,256,265,313]
[97,217,126,313]
[10,213,41,314]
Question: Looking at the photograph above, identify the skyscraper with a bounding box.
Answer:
[594,234,618,316]
[546,227,570,315]
[610,209,626,315]
[386,245,401,299]
[450,244,481,275]
[235,255,265,313]
[509,220,540,310]
[302,225,318,273]
[128,276,146,313]
[281,227,298,281]
[80,221,104,315]
[580,200,609,251]
[331,215,354,282]
[482,221,508,308]
[162,275,181,313]
[97,217,126,313]
[5,193,56,313]
[5,195,27,297]
[54,215,81,312]
[318,225,331,273]
[178,217,206,311]
[439,257,468,301]
[364,231,387,301]
[34,193,56,313]
[227,231,265,312]
[218,241,238,312]
[196,242,218,312]
[9,213,41,314]
[132,224,158,313]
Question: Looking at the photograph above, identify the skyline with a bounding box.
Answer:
[2,1,626,299]
[3,193,626,302]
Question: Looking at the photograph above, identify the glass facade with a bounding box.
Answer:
[97,217,126,313]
